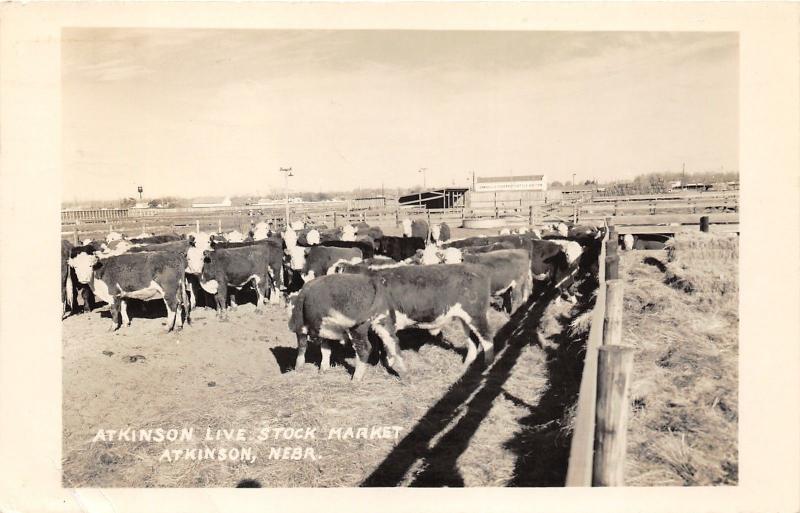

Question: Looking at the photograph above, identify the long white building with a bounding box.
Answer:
[475,174,547,192]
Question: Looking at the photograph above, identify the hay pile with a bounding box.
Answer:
[663,232,739,309]
[621,233,738,485]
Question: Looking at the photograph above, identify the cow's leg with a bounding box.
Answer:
[216,289,228,320]
[182,279,191,327]
[120,299,130,326]
[467,313,494,364]
[459,318,479,366]
[254,277,267,314]
[371,319,407,377]
[350,324,372,382]
[81,287,92,313]
[108,299,120,331]
[162,294,177,332]
[319,340,332,373]
[295,332,309,371]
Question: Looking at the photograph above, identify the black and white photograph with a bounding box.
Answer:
[60,27,740,488]
[1,2,799,512]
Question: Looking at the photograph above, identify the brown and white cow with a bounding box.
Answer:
[288,273,403,381]
[196,243,284,318]
[68,251,189,331]
[462,249,533,314]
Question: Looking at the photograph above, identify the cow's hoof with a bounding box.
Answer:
[253,308,263,315]
[483,348,495,365]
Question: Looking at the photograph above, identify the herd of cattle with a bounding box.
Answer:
[61,218,608,381]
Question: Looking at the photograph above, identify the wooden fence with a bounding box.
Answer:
[61,192,740,239]
[565,222,635,486]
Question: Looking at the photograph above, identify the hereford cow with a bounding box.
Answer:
[288,273,403,381]
[196,243,283,318]
[320,240,375,259]
[285,245,363,289]
[375,236,425,261]
[68,251,189,331]
[462,249,533,314]
[129,233,183,245]
[401,218,429,239]
[342,263,495,366]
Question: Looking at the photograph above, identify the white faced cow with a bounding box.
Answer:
[68,251,189,331]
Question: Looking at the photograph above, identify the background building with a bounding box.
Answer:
[475,174,547,192]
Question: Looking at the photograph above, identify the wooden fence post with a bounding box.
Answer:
[196,220,200,234]
[73,228,78,245]
[529,205,534,227]
[603,280,624,346]
[395,208,400,227]
[593,345,635,486]
[700,216,710,233]
[333,211,338,229]
[218,219,222,234]
[605,229,619,279]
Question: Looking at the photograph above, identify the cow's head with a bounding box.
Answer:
[186,246,207,275]
[287,245,309,271]
[68,252,99,284]
[401,218,412,237]
[340,225,356,242]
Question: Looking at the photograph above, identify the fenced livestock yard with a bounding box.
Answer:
[61,191,739,487]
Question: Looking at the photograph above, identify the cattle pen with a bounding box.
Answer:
[61,192,739,241]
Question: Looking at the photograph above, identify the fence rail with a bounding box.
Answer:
[61,192,740,240]
[565,224,608,486]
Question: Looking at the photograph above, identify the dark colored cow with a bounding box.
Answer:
[439,222,451,242]
[375,236,426,261]
[198,244,282,318]
[286,246,363,289]
[342,263,495,366]
[442,234,530,250]
[128,240,190,253]
[462,249,533,314]
[61,240,74,317]
[320,240,375,259]
[401,218,427,238]
[366,226,384,240]
[460,241,518,254]
[68,250,189,331]
[129,233,184,245]
[288,273,399,381]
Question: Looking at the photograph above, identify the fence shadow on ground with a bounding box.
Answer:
[361,286,558,487]
[502,274,598,486]
[361,265,600,487]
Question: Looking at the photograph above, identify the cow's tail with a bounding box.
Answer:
[287,289,305,332]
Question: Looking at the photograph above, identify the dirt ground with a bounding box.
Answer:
[62,226,596,488]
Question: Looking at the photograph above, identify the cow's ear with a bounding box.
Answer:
[92,260,103,270]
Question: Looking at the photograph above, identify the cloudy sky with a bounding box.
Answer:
[62,29,738,201]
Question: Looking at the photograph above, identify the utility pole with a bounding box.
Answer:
[419,168,427,190]
[137,185,143,201]
[682,162,686,188]
[280,167,293,227]
[572,173,577,190]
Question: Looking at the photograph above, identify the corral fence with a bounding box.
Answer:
[563,212,719,486]
[61,191,739,240]
[565,219,636,486]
